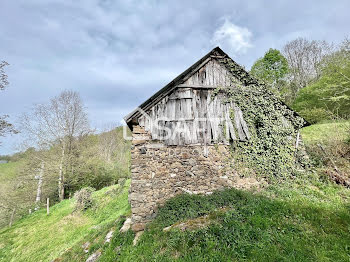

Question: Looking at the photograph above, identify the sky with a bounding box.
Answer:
[0,0,349,154]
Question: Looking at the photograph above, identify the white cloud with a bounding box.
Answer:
[212,19,253,55]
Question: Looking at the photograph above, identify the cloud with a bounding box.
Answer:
[0,0,350,154]
[211,19,253,55]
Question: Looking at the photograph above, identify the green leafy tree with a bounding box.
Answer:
[293,38,350,123]
[250,48,288,92]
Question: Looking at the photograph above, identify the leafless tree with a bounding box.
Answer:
[0,61,9,90]
[98,125,131,172]
[98,125,121,163]
[0,115,17,145]
[0,61,17,144]
[283,38,333,91]
[20,90,90,201]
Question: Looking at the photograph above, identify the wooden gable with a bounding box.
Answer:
[181,58,235,87]
[136,57,250,145]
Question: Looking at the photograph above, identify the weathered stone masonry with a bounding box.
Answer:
[129,125,259,232]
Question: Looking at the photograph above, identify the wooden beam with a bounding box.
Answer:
[210,55,227,59]
[176,84,232,89]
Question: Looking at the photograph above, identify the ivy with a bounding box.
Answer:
[217,58,307,181]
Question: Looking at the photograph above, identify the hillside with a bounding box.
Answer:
[301,120,350,181]
[0,180,130,262]
[0,126,131,228]
[0,121,349,261]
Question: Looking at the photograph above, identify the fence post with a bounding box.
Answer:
[9,208,16,227]
[47,198,49,215]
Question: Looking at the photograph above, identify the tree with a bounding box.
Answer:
[0,115,17,145]
[20,90,90,201]
[0,61,17,144]
[0,61,9,90]
[250,48,288,91]
[283,38,333,92]
[292,38,350,123]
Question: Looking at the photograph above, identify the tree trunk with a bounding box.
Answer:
[35,162,44,210]
[58,147,65,201]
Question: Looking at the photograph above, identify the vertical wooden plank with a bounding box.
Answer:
[192,89,198,144]
[225,104,236,140]
[208,94,217,142]
[237,108,250,139]
[234,106,246,140]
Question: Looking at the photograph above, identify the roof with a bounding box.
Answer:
[124,46,309,128]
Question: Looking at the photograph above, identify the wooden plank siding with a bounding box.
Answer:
[137,58,250,146]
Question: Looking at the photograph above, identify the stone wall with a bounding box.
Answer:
[129,125,259,232]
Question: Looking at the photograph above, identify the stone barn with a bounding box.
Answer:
[124,47,308,232]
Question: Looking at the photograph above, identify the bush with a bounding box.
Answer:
[298,108,333,124]
[74,187,95,211]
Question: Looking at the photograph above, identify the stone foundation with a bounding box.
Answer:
[129,126,259,231]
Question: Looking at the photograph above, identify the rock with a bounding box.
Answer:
[186,171,195,177]
[162,215,212,232]
[132,223,145,232]
[163,226,172,232]
[86,250,101,262]
[132,139,147,145]
[118,178,126,186]
[114,245,122,254]
[129,193,144,202]
[104,230,114,244]
[180,188,193,195]
[82,242,90,253]
[133,231,144,246]
[119,218,132,233]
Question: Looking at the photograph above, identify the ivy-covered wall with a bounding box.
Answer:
[216,58,308,180]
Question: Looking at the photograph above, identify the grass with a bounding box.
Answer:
[0,121,350,261]
[95,180,350,262]
[300,120,349,145]
[0,180,130,262]
[301,120,350,179]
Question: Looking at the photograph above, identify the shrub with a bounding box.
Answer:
[74,187,95,211]
[298,108,333,124]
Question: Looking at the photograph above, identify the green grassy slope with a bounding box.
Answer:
[301,120,350,179]
[93,177,350,261]
[301,120,349,145]
[0,180,130,262]
[1,121,349,261]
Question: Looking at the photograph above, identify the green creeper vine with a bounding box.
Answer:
[216,58,308,181]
